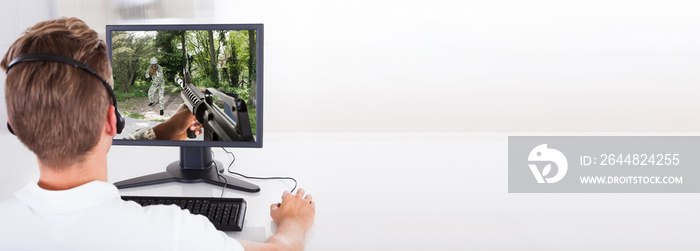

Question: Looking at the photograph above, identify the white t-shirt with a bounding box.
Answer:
[0,181,244,251]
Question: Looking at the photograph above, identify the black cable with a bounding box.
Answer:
[221,147,298,193]
[211,152,228,198]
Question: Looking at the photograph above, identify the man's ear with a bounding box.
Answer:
[105,105,117,137]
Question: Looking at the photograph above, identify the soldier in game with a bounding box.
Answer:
[145,57,165,115]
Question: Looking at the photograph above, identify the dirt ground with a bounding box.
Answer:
[119,92,184,121]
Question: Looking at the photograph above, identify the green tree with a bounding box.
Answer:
[154,31,186,84]
[180,31,189,76]
[207,30,219,85]
[112,31,155,93]
[248,30,257,109]
[187,30,232,88]
[222,31,240,87]
[223,30,251,88]
[187,30,213,83]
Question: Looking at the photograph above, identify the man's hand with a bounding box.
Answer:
[271,189,316,232]
[150,64,157,75]
[238,189,316,251]
[152,105,203,140]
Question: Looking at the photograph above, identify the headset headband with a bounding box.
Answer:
[6,53,119,107]
[5,52,124,134]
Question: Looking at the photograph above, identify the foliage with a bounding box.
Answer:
[187,31,215,82]
[115,80,149,102]
[222,86,251,104]
[154,31,186,84]
[111,31,156,94]
[248,108,257,135]
[165,85,181,94]
[124,111,146,120]
[227,30,254,88]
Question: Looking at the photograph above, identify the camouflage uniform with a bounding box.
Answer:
[124,127,157,140]
[145,64,165,111]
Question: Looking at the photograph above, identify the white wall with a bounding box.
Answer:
[1,0,700,133]
[219,0,700,132]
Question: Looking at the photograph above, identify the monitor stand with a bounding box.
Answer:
[113,146,260,193]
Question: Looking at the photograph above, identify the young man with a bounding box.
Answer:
[0,17,315,250]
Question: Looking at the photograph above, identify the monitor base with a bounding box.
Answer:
[113,146,260,193]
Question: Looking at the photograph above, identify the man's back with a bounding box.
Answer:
[0,181,243,251]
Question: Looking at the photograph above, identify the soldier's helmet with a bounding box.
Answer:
[150,57,157,64]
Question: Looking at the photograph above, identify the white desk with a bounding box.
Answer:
[2,133,699,250]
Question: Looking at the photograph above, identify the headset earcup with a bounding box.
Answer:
[7,122,15,135]
[115,108,125,134]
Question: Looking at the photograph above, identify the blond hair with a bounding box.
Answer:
[1,17,112,168]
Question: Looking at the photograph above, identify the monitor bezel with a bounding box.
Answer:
[106,24,263,148]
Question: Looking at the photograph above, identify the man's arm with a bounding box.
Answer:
[238,189,316,251]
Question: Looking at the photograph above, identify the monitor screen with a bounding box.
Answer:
[106,24,263,148]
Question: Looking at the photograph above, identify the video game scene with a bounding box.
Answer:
[110,29,257,142]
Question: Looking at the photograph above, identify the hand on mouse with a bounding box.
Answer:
[270,188,315,232]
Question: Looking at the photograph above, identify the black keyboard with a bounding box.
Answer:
[122,196,247,231]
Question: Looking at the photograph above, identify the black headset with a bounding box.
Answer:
[5,52,125,134]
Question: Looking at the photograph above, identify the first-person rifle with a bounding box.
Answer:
[176,70,254,142]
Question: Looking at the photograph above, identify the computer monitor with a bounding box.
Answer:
[106,24,264,193]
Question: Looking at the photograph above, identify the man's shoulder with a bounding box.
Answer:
[0,196,47,248]
[0,196,35,230]
[0,197,242,250]
[0,196,27,212]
